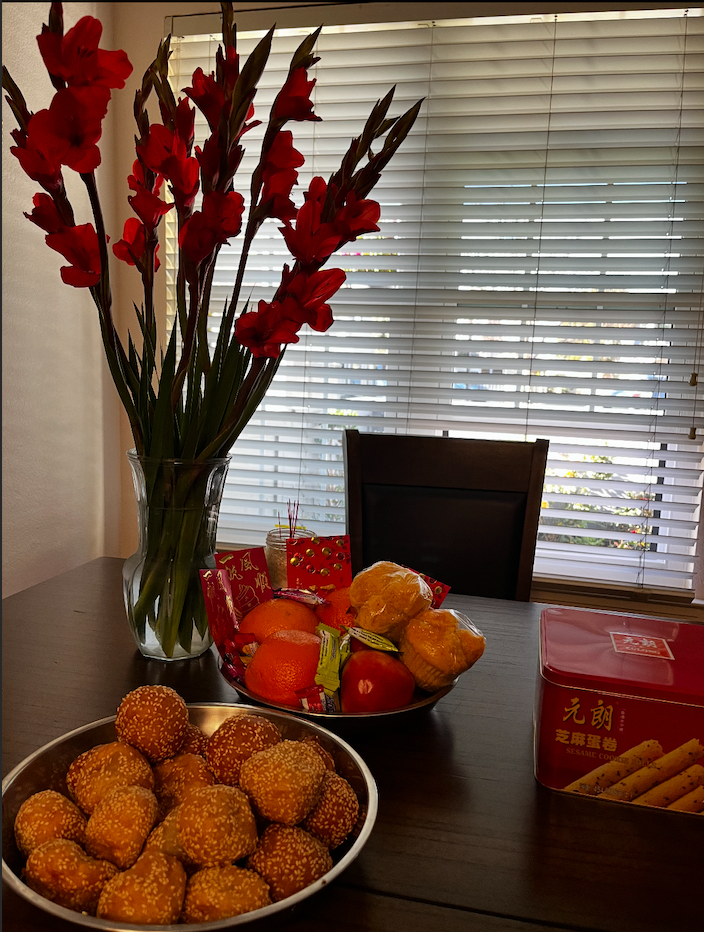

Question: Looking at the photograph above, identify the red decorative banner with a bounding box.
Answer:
[199,568,246,680]
[285,534,352,593]
[215,548,273,614]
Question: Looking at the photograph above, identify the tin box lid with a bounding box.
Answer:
[539,606,704,705]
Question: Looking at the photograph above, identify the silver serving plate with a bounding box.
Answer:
[2,704,378,931]
[220,667,456,730]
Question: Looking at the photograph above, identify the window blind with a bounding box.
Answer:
[166,7,704,592]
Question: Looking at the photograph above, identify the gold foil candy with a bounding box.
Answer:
[322,547,332,556]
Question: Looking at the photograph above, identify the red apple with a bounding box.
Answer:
[340,650,416,713]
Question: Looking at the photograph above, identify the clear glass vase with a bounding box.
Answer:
[123,451,231,661]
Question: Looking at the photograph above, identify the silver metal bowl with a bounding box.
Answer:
[2,704,378,930]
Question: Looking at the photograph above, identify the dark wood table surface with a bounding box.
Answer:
[2,557,700,932]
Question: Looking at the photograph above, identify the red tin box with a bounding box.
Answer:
[534,606,704,814]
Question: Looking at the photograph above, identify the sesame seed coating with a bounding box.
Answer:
[97,851,186,924]
[143,806,198,873]
[24,838,118,914]
[302,771,360,849]
[206,713,282,786]
[239,740,326,825]
[153,753,215,820]
[300,735,337,772]
[84,784,158,869]
[65,741,154,815]
[247,824,333,902]
[176,785,258,868]
[115,685,188,763]
[182,865,272,923]
[178,722,209,756]
[14,790,87,856]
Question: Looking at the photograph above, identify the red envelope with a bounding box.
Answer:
[199,568,246,680]
[215,548,273,615]
[285,534,352,594]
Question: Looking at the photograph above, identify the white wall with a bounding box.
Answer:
[2,2,122,598]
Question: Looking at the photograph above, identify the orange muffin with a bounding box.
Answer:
[14,790,87,856]
[398,608,486,690]
[349,561,432,642]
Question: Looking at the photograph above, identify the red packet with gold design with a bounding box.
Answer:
[399,564,450,608]
[215,548,273,615]
[285,535,352,594]
[199,568,246,680]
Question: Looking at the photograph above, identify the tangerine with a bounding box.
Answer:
[315,587,355,631]
[244,630,322,707]
[240,598,319,643]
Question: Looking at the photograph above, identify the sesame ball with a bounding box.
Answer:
[84,785,158,870]
[97,851,186,924]
[239,740,326,825]
[24,838,118,914]
[65,741,154,815]
[143,806,198,874]
[176,785,258,868]
[301,771,360,849]
[247,824,332,902]
[178,722,209,756]
[300,735,336,772]
[115,685,188,763]
[153,753,215,820]
[206,713,282,785]
[14,790,87,856]
[182,865,272,923]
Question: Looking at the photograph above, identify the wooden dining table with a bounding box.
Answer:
[2,557,701,932]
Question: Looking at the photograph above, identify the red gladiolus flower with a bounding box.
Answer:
[24,192,66,233]
[305,176,328,207]
[112,218,159,271]
[334,192,381,241]
[203,191,245,241]
[45,222,101,287]
[179,191,245,264]
[278,267,345,332]
[127,162,172,230]
[280,199,340,264]
[260,130,304,220]
[138,125,200,213]
[235,299,301,358]
[185,67,225,132]
[11,134,63,190]
[37,15,132,89]
[272,67,320,123]
[195,133,222,189]
[179,212,218,265]
[27,87,110,173]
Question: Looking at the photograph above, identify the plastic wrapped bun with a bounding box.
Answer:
[398,609,486,691]
[349,562,433,643]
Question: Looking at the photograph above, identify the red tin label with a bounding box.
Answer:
[609,632,674,660]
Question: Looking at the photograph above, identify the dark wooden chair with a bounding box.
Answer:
[343,430,549,601]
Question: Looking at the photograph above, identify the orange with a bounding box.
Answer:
[315,587,355,631]
[239,598,320,643]
[244,630,321,708]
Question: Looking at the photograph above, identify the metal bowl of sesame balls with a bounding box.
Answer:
[2,703,378,930]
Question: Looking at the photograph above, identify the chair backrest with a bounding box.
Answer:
[343,430,549,601]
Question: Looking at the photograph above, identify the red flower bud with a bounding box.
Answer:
[185,67,225,132]
[272,67,320,123]
[24,192,67,233]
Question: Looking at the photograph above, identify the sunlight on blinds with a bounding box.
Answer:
[166,8,704,591]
